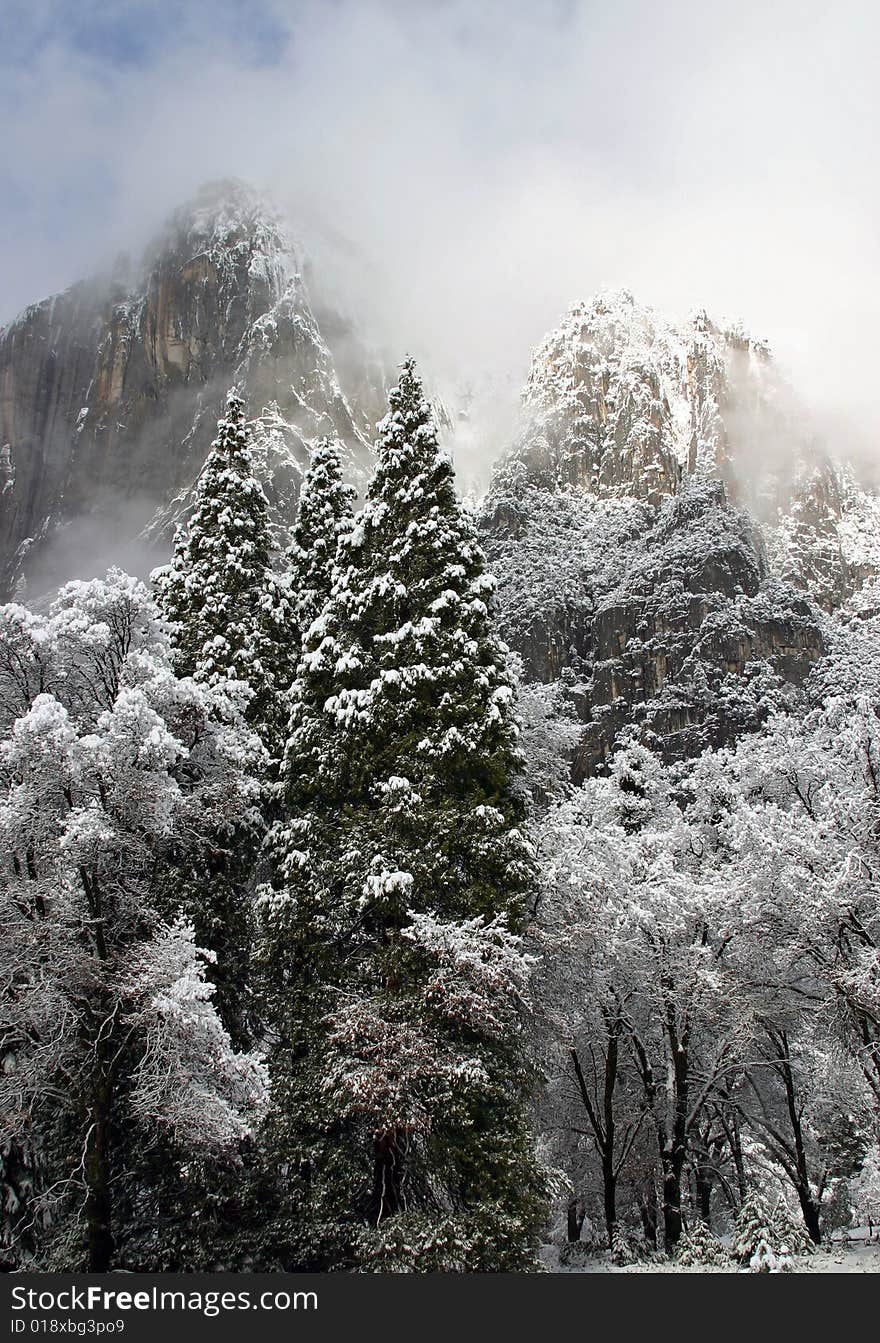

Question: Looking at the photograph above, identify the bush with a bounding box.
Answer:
[733,1191,811,1271]
[748,1237,792,1274]
[559,1238,603,1266]
[610,1226,650,1266]
[675,1220,725,1266]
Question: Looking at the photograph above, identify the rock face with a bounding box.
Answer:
[509,291,880,600]
[516,292,735,504]
[0,180,373,597]
[479,290,871,776]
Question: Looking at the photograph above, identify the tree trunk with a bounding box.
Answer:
[662,1151,685,1253]
[602,1156,617,1247]
[729,1112,747,1206]
[697,1173,712,1224]
[797,1188,822,1245]
[638,1185,658,1248]
[777,1030,822,1246]
[83,1074,114,1271]
[693,1149,714,1225]
[664,992,690,1252]
[567,1196,586,1243]
[369,1129,407,1225]
[568,1034,621,1248]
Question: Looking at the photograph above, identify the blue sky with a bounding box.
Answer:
[0,1,291,307]
[0,1,289,70]
[1,0,878,445]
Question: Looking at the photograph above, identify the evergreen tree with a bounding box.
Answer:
[262,360,547,1271]
[286,437,356,652]
[674,1218,725,1266]
[154,388,289,755]
[770,1196,815,1256]
[153,390,283,1042]
[732,1190,777,1265]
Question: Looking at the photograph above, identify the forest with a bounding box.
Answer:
[1,362,878,1275]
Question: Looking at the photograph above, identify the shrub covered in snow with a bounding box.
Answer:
[675,1220,726,1266]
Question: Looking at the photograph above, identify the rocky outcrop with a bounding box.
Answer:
[481,292,836,777]
[483,473,826,776]
[505,290,880,612]
[0,180,372,597]
[581,485,824,773]
[514,291,769,506]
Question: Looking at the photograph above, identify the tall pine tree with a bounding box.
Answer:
[153,389,283,1044]
[154,388,289,755]
[285,437,356,655]
[262,360,547,1271]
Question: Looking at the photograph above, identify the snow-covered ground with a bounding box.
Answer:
[542,1242,880,1273]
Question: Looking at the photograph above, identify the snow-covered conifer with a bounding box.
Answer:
[151,392,291,1041]
[286,437,356,650]
[262,360,546,1270]
[154,388,289,755]
[732,1191,777,1265]
[732,1191,802,1271]
[674,1219,725,1266]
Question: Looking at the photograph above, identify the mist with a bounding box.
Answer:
[2,0,878,457]
[23,494,169,602]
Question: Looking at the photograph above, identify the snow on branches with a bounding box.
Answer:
[0,569,265,1268]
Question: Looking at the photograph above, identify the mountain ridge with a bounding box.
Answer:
[479,287,880,774]
[0,179,373,597]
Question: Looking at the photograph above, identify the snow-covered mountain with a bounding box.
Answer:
[3,189,880,1269]
[480,289,880,774]
[0,179,375,597]
[506,289,878,594]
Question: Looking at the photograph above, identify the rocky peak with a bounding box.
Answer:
[489,288,880,615]
[135,178,297,375]
[148,178,293,280]
[0,181,372,597]
[480,292,845,776]
[511,288,788,506]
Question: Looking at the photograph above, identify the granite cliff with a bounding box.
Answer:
[480,290,879,775]
[0,180,374,596]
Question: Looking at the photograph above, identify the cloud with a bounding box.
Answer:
[23,493,168,601]
[1,0,878,455]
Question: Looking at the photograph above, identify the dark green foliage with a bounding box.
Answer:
[286,437,356,650]
[262,360,547,1269]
